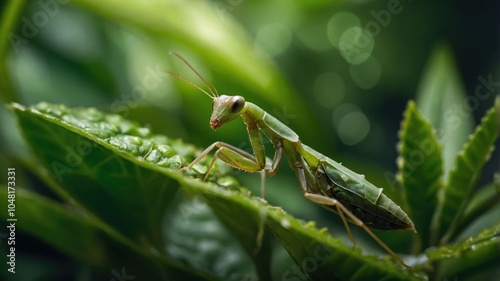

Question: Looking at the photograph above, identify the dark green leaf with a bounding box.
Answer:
[425,223,500,281]
[166,198,257,281]
[11,102,423,280]
[433,97,499,244]
[10,102,268,280]
[454,183,500,239]
[11,102,185,248]
[180,178,422,280]
[179,181,273,281]
[0,188,215,280]
[397,101,443,251]
[0,188,110,268]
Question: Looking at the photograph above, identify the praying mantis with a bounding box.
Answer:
[168,52,415,269]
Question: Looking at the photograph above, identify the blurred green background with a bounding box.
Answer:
[1,0,499,280]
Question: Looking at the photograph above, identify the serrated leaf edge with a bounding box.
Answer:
[432,98,500,245]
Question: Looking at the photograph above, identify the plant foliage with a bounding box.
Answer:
[3,102,423,280]
[4,85,499,280]
[1,1,499,281]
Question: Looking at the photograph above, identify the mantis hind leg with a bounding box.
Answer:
[292,158,410,270]
[305,193,411,270]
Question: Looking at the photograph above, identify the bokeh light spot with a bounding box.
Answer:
[338,26,374,65]
[327,12,361,49]
[349,56,382,89]
[336,111,371,146]
[255,23,292,56]
[313,72,345,109]
[296,20,332,51]
[332,103,360,128]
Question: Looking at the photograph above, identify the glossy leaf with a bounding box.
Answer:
[433,97,500,244]
[11,102,184,249]
[11,102,423,280]
[425,223,500,281]
[397,101,443,251]
[10,102,268,279]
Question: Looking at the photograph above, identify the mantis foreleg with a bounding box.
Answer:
[178,139,282,197]
[180,115,285,196]
[178,141,265,177]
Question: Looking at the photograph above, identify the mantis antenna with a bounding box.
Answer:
[167,51,219,99]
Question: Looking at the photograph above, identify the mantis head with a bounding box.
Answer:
[210,95,246,130]
[166,52,247,130]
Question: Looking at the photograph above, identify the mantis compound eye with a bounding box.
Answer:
[230,96,245,114]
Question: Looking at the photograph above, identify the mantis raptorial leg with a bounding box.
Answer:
[167,52,415,269]
[177,141,275,197]
[179,142,266,177]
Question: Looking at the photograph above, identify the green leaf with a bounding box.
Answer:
[166,198,258,281]
[425,223,500,281]
[415,44,473,180]
[454,183,500,239]
[0,188,110,268]
[397,101,443,251]
[194,188,273,280]
[433,97,500,244]
[11,102,423,280]
[0,0,24,103]
[10,101,267,280]
[11,102,184,249]
[180,178,422,280]
[0,188,215,280]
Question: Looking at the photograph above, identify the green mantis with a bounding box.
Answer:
[168,52,415,269]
